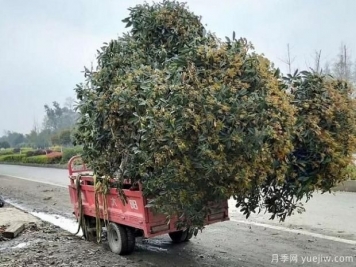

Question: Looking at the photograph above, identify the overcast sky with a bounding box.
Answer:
[0,0,355,134]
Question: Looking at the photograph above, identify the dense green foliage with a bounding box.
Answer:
[236,71,356,219]
[346,164,356,180]
[0,149,13,156]
[74,1,356,227]
[61,146,83,163]
[25,149,49,157]
[22,155,62,164]
[290,73,356,189]
[0,154,26,162]
[0,148,63,165]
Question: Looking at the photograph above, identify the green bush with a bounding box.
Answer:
[346,164,356,180]
[22,155,47,164]
[0,149,14,156]
[0,153,62,165]
[22,155,62,164]
[48,156,62,164]
[26,151,35,157]
[50,146,62,152]
[61,146,83,163]
[0,154,26,162]
[25,150,47,157]
[20,147,34,152]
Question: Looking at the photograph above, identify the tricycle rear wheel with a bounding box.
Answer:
[107,223,136,255]
[125,227,136,254]
[169,228,193,243]
[82,216,97,242]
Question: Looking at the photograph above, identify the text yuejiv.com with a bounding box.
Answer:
[271,254,354,264]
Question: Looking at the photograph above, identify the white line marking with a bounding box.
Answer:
[0,174,67,188]
[230,218,356,245]
[2,174,356,245]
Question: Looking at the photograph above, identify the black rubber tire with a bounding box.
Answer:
[125,227,136,254]
[169,229,189,243]
[185,228,193,241]
[107,223,129,255]
[82,216,96,242]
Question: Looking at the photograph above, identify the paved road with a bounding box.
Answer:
[0,164,356,266]
[1,164,355,241]
[0,164,68,187]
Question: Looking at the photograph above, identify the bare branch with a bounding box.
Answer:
[279,44,296,74]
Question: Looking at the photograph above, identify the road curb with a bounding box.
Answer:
[332,180,356,192]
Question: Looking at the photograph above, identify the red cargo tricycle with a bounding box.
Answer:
[68,156,229,255]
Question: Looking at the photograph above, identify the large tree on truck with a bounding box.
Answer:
[73,0,356,228]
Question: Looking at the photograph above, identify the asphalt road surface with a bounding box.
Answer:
[0,164,355,267]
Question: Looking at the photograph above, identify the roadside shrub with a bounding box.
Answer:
[20,147,34,152]
[346,164,356,180]
[47,152,62,157]
[22,154,62,164]
[25,150,42,157]
[0,149,14,156]
[0,154,26,162]
[47,156,62,164]
[0,152,62,165]
[50,146,62,152]
[46,152,63,164]
[26,149,46,157]
[22,155,48,164]
[61,146,83,163]
[25,151,34,157]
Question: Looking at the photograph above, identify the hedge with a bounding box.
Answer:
[346,165,356,180]
[22,155,62,164]
[0,153,62,164]
[50,146,62,152]
[0,154,26,162]
[26,150,47,157]
[0,149,14,156]
[61,146,83,163]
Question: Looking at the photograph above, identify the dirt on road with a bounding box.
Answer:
[0,203,142,267]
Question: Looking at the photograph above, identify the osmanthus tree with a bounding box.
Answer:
[73,0,356,228]
[237,71,356,220]
[286,72,356,208]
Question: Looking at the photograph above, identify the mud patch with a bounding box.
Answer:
[0,222,142,267]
